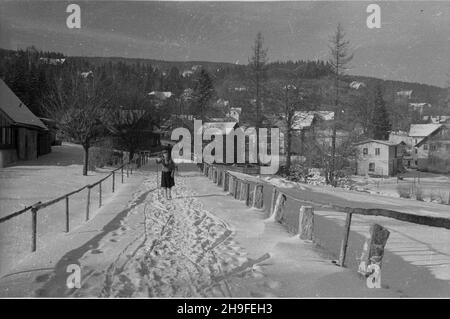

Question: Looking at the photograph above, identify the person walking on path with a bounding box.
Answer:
[156,149,177,200]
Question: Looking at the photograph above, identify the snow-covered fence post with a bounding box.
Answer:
[273,193,286,222]
[31,205,38,252]
[65,196,70,233]
[224,172,229,191]
[270,188,278,216]
[338,212,353,267]
[99,182,102,208]
[254,184,264,209]
[218,169,223,186]
[86,185,91,221]
[112,171,115,193]
[229,176,235,195]
[234,179,240,199]
[298,206,314,241]
[213,167,218,183]
[245,182,251,206]
[358,223,390,274]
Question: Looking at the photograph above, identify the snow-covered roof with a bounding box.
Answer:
[354,139,405,147]
[291,111,334,130]
[396,90,413,97]
[408,124,442,137]
[148,91,173,100]
[199,122,238,135]
[0,79,47,130]
[349,81,366,89]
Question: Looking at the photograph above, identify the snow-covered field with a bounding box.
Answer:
[0,143,123,277]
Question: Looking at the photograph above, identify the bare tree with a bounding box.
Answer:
[106,74,156,160]
[43,71,112,175]
[328,23,353,185]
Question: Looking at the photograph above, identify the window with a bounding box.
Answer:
[446,145,450,153]
[375,148,380,156]
[415,148,418,154]
[363,148,368,155]
[369,163,375,172]
[423,143,428,150]
[0,126,15,148]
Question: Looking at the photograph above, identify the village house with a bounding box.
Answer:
[389,131,413,167]
[422,115,450,124]
[408,123,443,168]
[0,79,50,167]
[415,124,450,173]
[354,139,405,176]
[199,121,239,164]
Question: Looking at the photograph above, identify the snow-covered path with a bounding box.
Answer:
[6,164,403,297]
[65,173,267,297]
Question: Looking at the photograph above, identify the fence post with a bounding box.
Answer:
[298,206,314,241]
[338,212,353,267]
[99,182,102,208]
[358,223,390,274]
[223,172,228,191]
[127,164,129,178]
[121,165,124,184]
[65,196,70,233]
[245,183,251,206]
[240,182,245,201]
[31,206,38,252]
[270,188,278,215]
[86,186,91,221]
[112,171,115,193]
[234,179,240,199]
[273,193,286,222]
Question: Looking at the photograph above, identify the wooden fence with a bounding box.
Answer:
[200,162,450,269]
[0,153,151,253]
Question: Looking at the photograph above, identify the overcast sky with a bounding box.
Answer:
[1,1,449,87]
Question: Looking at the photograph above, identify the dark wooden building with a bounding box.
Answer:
[0,79,50,167]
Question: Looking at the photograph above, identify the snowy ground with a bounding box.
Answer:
[4,162,448,297]
[350,171,450,203]
[0,165,400,297]
[0,143,125,277]
[63,173,268,297]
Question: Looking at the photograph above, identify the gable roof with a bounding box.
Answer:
[199,122,238,135]
[354,139,405,147]
[415,124,449,147]
[409,124,442,137]
[291,111,334,130]
[0,79,47,130]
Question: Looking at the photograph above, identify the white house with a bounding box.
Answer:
[355,139,405,176]
[408,124,443,168]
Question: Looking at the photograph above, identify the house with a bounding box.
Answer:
[389,131,413,167]
[349,81,366,90]
[148,91,174,100]
[422,115,450,124]
[408,124,443,168]
[396,90,413,99]
[409,103,431,114]
[199,121,240,164]
[354,139,405,176]
[415,124,450,173]
[39,57,66,65]
[227,107,242,123]
[0,79,49,167]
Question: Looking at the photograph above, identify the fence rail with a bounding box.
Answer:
[0,152,152,252]
[200,162,450,268]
